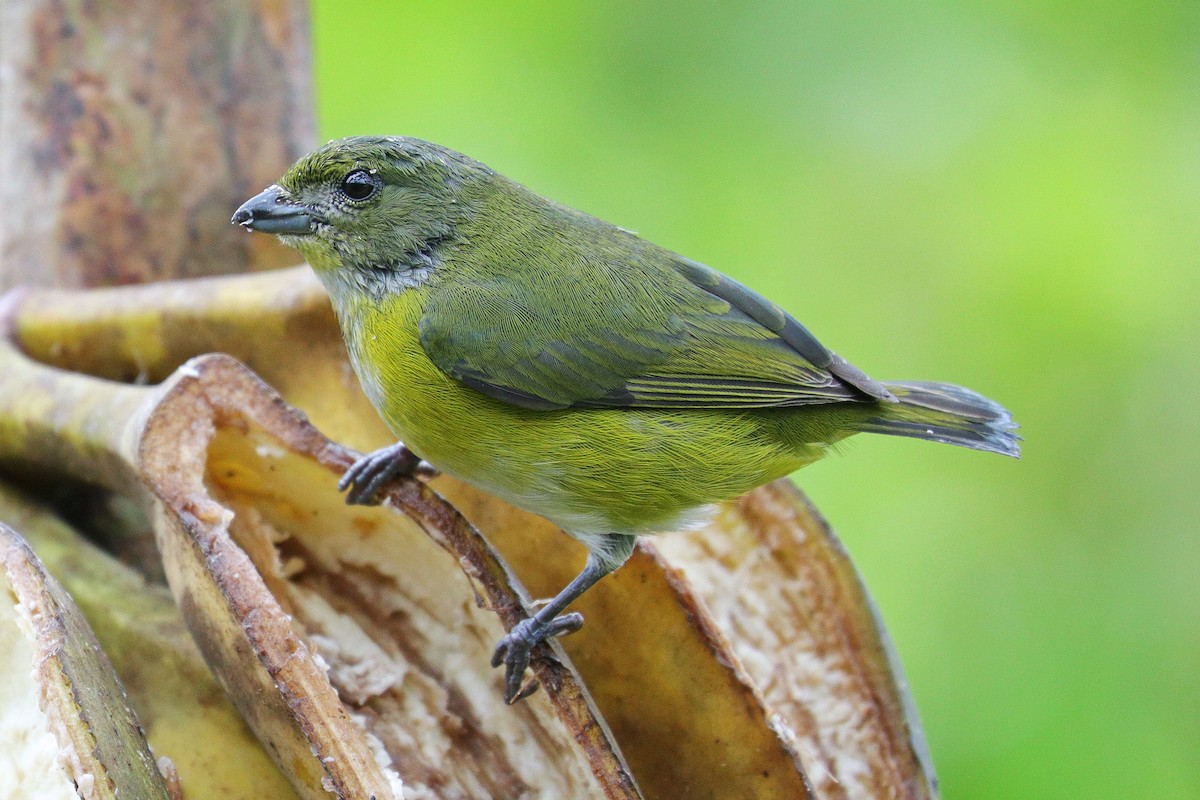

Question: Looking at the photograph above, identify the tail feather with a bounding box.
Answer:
[857,381,1021,458]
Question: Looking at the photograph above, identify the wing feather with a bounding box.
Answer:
[419,225,891,410]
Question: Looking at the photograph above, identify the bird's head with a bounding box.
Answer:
[233,136,486,278]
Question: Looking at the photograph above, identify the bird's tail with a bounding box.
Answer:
[856,382,1021,458]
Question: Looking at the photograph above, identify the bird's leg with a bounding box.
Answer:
[492,534,637,703]
[338,441,438,506]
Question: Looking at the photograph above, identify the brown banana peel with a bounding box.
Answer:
[0,482,300,800]
[3,270,939,798]
[0,521,176,800]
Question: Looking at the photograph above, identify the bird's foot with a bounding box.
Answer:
[491,612,584,703]
[338,442,437,506]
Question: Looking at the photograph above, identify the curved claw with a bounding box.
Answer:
[339,442,434,505]
[492,612,584,703]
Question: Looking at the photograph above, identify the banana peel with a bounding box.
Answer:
[0,482,300,800]
[0,521,176,800]
[658,485,939,799]
[147,355,640,799]
[2,271,939,798]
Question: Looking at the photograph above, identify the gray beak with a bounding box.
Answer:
[231,185,315,235]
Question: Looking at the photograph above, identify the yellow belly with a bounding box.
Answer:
[338,289,818,537]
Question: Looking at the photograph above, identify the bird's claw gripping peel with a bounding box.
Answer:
[338,441,438,505]
[492,612,586,703]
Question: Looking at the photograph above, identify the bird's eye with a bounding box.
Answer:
[340,169,380,201]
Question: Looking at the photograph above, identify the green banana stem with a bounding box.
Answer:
[0,289,156,497]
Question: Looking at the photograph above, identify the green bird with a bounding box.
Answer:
[233,136,1019,703]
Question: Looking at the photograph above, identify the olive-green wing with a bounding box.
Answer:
[419,254,893,411]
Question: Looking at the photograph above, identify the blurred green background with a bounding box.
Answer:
[311,2,1198,797]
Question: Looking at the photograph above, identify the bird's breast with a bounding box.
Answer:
[334,287,531,486]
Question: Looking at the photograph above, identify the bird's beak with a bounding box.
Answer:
[231,185,315,235]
